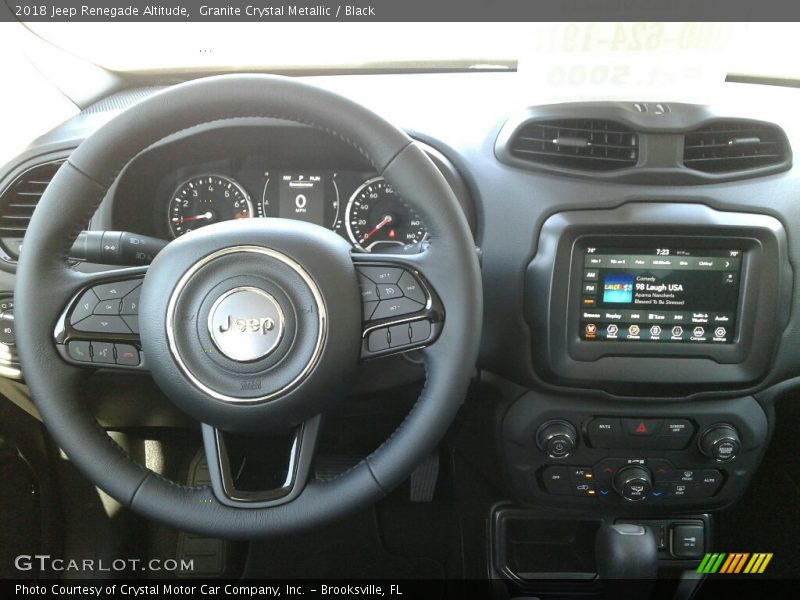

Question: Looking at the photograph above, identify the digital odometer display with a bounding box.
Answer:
[578,247,743,343]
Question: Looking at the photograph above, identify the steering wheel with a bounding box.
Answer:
[14,74,481,538]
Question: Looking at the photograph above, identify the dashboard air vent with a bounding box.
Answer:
[509,119,639,171]
[0,160,65,261]
[683,120,789,173]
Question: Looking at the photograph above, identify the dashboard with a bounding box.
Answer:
[3,71,800,527]
[106,125,437,252]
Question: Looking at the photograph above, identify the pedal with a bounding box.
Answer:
[175,452,226,577]
[409,451,439,502]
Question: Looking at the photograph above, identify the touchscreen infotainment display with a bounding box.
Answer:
[578,246,743,343]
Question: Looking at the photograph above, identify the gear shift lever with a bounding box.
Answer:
[595,523,658,597]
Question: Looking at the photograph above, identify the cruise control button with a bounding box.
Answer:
[377,284,403,300]
[73,315,132,334]
[358,273,379,304]
[92,280,141,301]
[67,341,92,362]
[409,320,432,343]
[70,289,100,324]
[120,287,140,315]
[397,271,427,305]
[121,315,139,334]
[94,300,121,315]
[371,297,424,320]
[357,266,403,285]
[362,301,378,321]
[114,344,140,366]
[367,328,390,352]
[388,324,411,347]
[91,341,115,364]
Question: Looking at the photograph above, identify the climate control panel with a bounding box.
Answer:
[541,459,723,502]
[501,392,769,512]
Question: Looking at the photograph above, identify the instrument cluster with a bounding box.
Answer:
[164,164,428,252]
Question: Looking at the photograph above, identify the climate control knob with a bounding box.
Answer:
[536,420,577,459]
[613,466,652,502]
[699,424,741,462]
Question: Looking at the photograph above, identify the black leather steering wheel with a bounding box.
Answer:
[14,74,481,538]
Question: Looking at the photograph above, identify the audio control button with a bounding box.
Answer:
[536,420,577,459]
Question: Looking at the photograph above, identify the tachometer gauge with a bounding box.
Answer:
[168,175,252,238]
[345,177,428,252]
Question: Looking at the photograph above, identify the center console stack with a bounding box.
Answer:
[496,203,790,585]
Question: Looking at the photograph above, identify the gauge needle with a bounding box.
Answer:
[360,214,393,243]
[179,211,213,223]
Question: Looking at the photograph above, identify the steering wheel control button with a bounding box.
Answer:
[121,287,140,314]
[114,344,140,366]
[377,284,403,300]
[357,266,403,284]
[536,420,577,459]
[699,424,741,462]
[614,465,653,501]
[70,289,100,324]
[398,271,426,304]
[367,328,390,352]
[409,319,432,343]
[66,341,91,362]
[362,300,378,320]
[388,324,411,347]
[91,341,115,364]
[73,315,132,334]
[92,280,141,301]
[94,300,122,315]
[207,287,285,362]
[121,315,139,334]
[371,297,424,321]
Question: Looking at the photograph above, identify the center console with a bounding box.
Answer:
[496,203,789,591]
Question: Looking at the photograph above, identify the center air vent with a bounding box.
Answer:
[508,119,639,171]
[683,120,790,173]
[0,160,65,262]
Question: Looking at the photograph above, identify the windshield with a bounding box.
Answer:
[21,22,800,82]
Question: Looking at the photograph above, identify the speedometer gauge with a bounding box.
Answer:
[345,177,428,252]
[168,174,252,238]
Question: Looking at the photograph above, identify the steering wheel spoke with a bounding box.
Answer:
[201,415,321,508]
[54,267,148,371]
[353,251,444,359]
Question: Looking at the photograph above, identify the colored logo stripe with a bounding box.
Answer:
[698,553,726,574]
[744,553,773,574]
[698,552,773,574]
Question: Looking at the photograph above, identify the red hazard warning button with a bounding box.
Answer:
[623,418,662,436]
